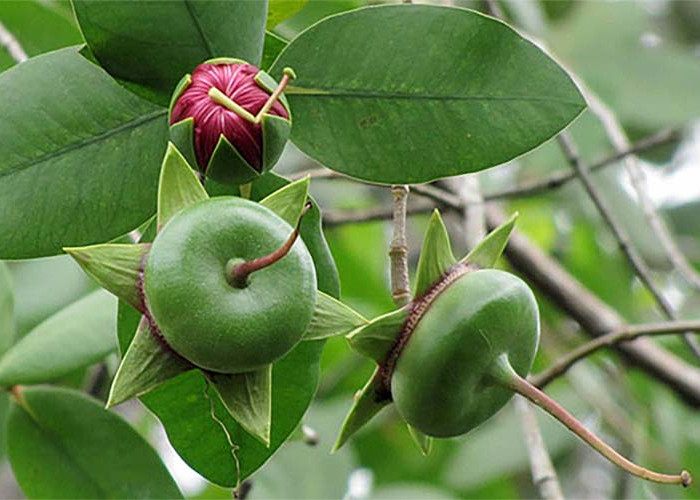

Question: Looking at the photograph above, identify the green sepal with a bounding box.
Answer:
[168,74,191,117]
[460,212,519,269]
[333,368,391,452]
[414,210,457,297]
[107,316,194,407]
[347,307,407,362]
[259,176,309,225]
[304,291,367,340]
[407,424,433,456]
[168,118,198,172]
[206,365,273,447]
[63,243,149,312]
[206,134,262,186]
[157,142,209,229]
[204,57,248,66]
[261,113,291,171]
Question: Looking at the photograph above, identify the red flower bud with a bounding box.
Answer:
[170,61,290,173]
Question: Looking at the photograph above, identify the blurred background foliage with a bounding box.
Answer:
[2,0,700,498]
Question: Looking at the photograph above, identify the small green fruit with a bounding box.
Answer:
[144,197,317,373]
[391,269,539,437]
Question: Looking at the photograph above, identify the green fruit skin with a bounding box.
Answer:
[392,269,539,438]
[144,197,317,374]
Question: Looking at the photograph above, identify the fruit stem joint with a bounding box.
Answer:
[228,201,312,288]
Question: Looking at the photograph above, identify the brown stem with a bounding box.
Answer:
[229,202,311,287]
[491,355,691,487]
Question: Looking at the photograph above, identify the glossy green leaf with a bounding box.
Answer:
[0,0,82,72]
[271,5,585,184]
[461,212,518,268]
[262,31,288,70]
[108,316,193,408]
[72,0,268,104]
[0,263,15,358]
[304,291,368,340]
[267,0,307,29]
[0,290,116,386]
[157,142,209,228]
[119,301,325,486]
[207,366,273,446]
[64,243,150,312]
[0,46,168,259]
[414,210,457,297]
[333,368,391,452]
[347,307,407,362]
[7,386,182,499]
[407,424,433,456]
[260,176,310,226]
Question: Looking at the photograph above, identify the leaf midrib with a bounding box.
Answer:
[0,109,167,180]
[286,86,583,106]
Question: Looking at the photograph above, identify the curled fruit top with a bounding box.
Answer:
[170,62,290,172]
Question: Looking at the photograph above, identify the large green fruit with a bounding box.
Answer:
[391,269,539,437]
[144,197,317,373]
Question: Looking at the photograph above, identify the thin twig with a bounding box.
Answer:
[482,128,679,202]
[557,132,700,361]
[389,185,411,307]
[585,93,700,292]
[0,20,27,64]
[532,320,700,388]
[514,398,565,500]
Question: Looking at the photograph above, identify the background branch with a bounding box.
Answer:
[557,132,700,361]
[0,20,27,64]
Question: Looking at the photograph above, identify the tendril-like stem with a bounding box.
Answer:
[229,202,311,288]
[491,355,691,487]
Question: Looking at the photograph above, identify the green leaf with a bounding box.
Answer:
[347,307,406,362]
[207,366,273,447]
[0,263,15,358]
[461,212,518,268]
[260,176,310,226]
[333,368,391,452]
[73,0,268,104]
[118,301,326,486]
[267,0,307,29]
[0,290,116,386]
[304,291,367,340]
[7,386,182,499]
[0,0,82,72]
[262,31,288,70]
[64,243,150,312]
[157,142,209,228]
[271,5,585,184]
[108,316,193,408]
[407,424,433,456]
[0,46,168,259]
[414,210,456,297]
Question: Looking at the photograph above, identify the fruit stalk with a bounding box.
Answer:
[491,355,691,487]
[229,202,311,287]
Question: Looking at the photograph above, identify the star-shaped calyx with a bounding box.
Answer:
[65,143,367,446]
[334,210,519,455]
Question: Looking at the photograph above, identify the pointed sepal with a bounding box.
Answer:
[407,424,433,456]
[333,368,391,453]
[460,212,518,268]
[206,365,273,447]
[64,243,149,312]
[347,307,407,362]
[260,176,310,226]
[205,134,262,186]
[157,142,209,229]
[107,316,193,407]
[304,291,367,340]
[415,210,457,297]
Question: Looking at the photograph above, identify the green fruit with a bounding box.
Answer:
[391,269,539,437]
[144,196,317,373]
